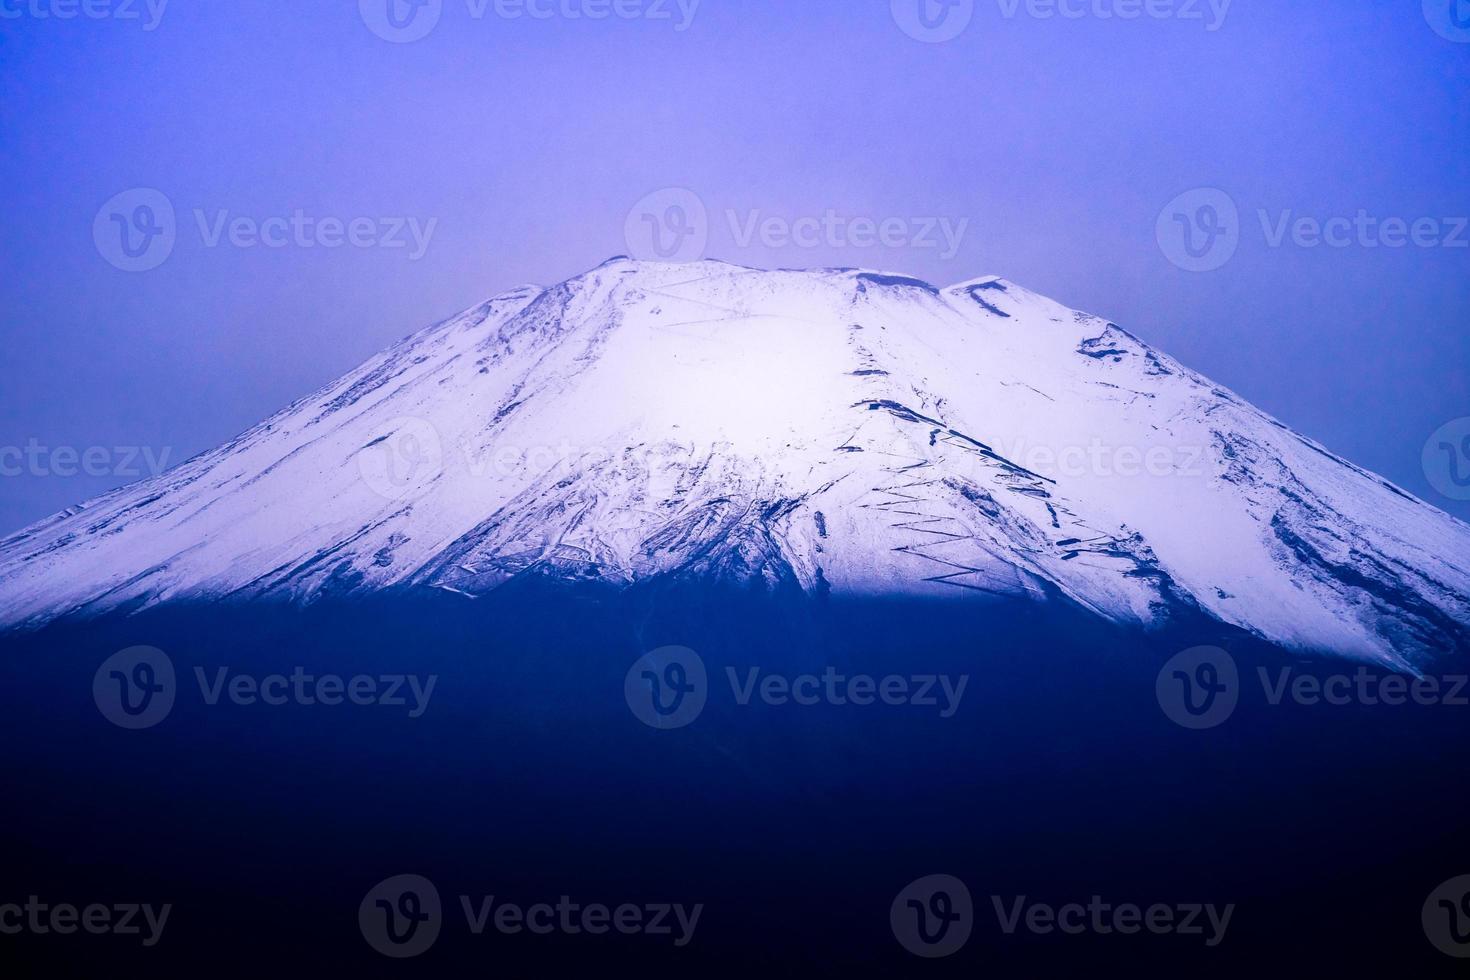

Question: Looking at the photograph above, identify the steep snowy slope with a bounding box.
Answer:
[2,259,1468,667]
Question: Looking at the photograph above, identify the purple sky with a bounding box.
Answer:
[2,0,1468,532]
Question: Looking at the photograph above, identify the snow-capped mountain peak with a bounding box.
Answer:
[3,259,1467,668]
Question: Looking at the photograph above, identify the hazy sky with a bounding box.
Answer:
[2,0,1468,532]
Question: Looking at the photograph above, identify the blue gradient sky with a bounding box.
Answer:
[2,0,1467,533]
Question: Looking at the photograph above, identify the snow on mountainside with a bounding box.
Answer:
[2,259,1468,667]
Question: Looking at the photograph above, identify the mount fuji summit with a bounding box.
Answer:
[3,259,1468,668]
